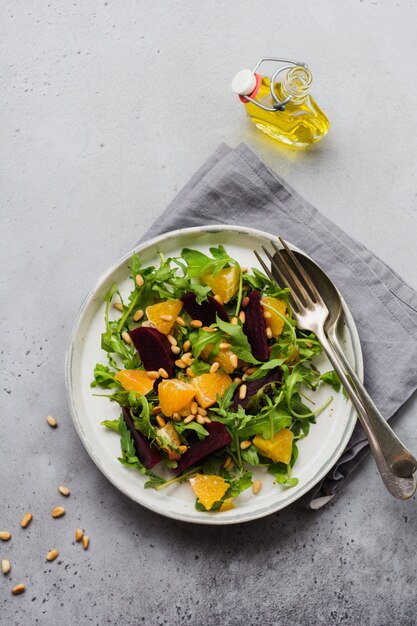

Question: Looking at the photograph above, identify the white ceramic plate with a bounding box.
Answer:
[66,225,363,525]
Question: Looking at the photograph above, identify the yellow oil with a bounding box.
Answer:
[244,67,329,147]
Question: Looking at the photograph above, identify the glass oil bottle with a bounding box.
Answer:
[232,58,329,147]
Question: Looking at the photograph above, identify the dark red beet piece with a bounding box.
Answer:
[181,292,229,326]
[129,326,174,377]
[173,422,232,475]
[243,290,269,361]
[122,407,163,469]
[233,368,281,411]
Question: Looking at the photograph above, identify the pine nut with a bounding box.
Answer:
[266,327,273,339]
[239,384,248,400]
[182,351,192,360]
[133,309,144,322]
[11,584,25,595]
[82,535,90,550]
[113,301,123,311]
[155,415,166,428]
[186,367,195,378]
[179,445,188,454]
[183,414,195,424]
[213,294,223,304]
[75,528,84,542]
[20,513,32,529]
[146,370,159,379]
[0,531,11,541]
[182,355,193,366]
[203,326,216,332]
[203,417,211,424]
[167,335,177,346]
[171,345,181,354]
[151,405,161,415]
[230,354,238,369]
[46,415,57,428]
[196,415,206,425]
[240,440,251,450]
[176,316,186,327]
[233,377,242,384]
[239,311,246,324]
[135,274,144,287]
[219,342,231,350]
[121,331,132,344]
[231,316,238,325]
[190,319,202,328]
[182,340,191,352]
[223,456,233,470]
[196,406,207,416]
[46,549,59,562]
[171,412,181,422]
[241,373,248,382]
[160,314,173,322]
[242,296,250,307]
[51,507,65,518]
[264,311,272,319]
[175,359,187,369]
[158,368,169,379]
[252,480,262,495]
[245,367,256,375]
[210,361,220,374]
[190,402,198,415]
[1,559,11,574]
[241,266,248,273]
[141,321,153,328]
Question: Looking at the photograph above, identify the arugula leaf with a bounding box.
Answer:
[101,419,120,432]
[174,421,209,441]
[130,395,156,440]
[189,327,222,359]
[181,246,233,278]
[118,415,164,483]
[241,446,260,465]
[225,471,253,497]
[319,370,341,392]
[246,358,286,381]
[189,359,211,376]
[238,407,292,439]
[216,316,260,364]
[268,461,299,487]
[91,364,120,389]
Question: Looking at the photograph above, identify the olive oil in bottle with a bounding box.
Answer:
[232,58,329,147]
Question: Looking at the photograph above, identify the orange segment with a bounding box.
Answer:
[189,474,229,510]
[146,299,183,335]
[262,296,287,338]
[202,266,240,303]
[253,428,294,464]
[200,344,236,374]
[114,369,154,395]
[191,372,233,408]
[219,497,235,512]
[158,379,196,416]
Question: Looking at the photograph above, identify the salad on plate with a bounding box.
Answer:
[91,245,339,512]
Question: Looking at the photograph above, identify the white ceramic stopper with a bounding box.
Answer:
[231,69,257,95]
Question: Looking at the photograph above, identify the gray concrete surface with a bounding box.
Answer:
[2,1,417,624]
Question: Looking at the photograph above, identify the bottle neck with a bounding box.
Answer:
[280,66,312,105]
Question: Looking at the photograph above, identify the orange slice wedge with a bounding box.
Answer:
[262,296,287,338]
[253,428,294,464]
[202,266,240,303]
[191,372,233,409]
[158,379,196,416]
[114,369,154,395]
[146,299,183,335]
[189,474,229,510]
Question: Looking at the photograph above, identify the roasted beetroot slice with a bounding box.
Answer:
[181,292,229,326]
[122,407,163,469]
[129,326,174,377]
[242,290,269,361]
[233,367,281,411]
[173,422,232,475]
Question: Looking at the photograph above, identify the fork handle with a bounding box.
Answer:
[327,330,417,478]
[315,329,416,499]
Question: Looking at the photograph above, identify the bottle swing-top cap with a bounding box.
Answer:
[231,57,308,112]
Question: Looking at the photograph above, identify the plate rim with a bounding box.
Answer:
[65,224,363,525]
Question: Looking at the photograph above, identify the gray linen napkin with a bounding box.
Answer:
[141,143,417,509]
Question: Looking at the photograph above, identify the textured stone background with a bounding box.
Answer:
[1,1,417,625]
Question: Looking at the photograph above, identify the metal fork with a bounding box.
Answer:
[254,237,417,500]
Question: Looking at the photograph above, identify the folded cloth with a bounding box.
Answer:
[141,143,417,508]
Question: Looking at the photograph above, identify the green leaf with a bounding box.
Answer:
[319,370,341,392]
[246,358,286,381]
[174,421,209,441]
[241,446,260,466]
[129,395,157,440]
[238,407,292,439]
[189,327,222,359]
[91,364,120,389]
[117,415,164,483]
[101,419,120,432]
[225,471,253,497]
[216,316,260,364]
[189,359,211,376]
